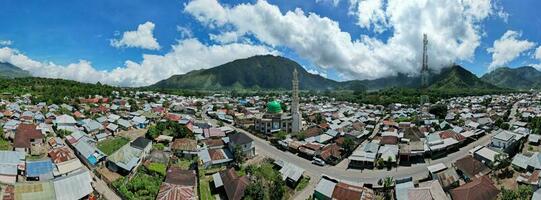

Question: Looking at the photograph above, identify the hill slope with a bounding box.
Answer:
[429,65,497,90]
[481,66,541,89]
[152,55,365,91]
[0,62,31,79]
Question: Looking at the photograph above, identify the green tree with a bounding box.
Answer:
[429,104,447,119]
[233,145,245,167]
[500,122,510,130]
[146,125,160,139]
[270,175,286,200]
[275,131,287,140]
[341,137,355,154]
[500,187,518,200]
[494,153,510,178]
[244,179,265,200]
[517,185,533,199]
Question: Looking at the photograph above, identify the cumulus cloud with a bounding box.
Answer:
[535,46,541,60]
[110,21,161,50]
[348,0,388,33]
[185,0,498,80]
[487,30,535,70]
[0,40,12,46]
[0,39,276,86]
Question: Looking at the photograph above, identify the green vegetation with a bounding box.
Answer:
[500,185,533,200]
[233,145,246,167]
[0,137,11,151]
[0,129,10,150]
[152,143,165,150]
[198,168,215,200]
[429,104,448,119]
[173,158,194,170]
[244,160,287,199]
[0,77,116,104]
[112,167,164,200]
[97,137,130,155]
[295,176,310,191]
[146,120,193,139]
[481,66,541,89]
[146,162,167,176]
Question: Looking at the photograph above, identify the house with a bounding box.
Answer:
[473,146,500,167]
[313,176,374,200]
[70,135,106,167]
[319,143,342,165]
[274,159,305,186]
[48,147,83,176]
[25,159,54,181]
[349,141,379,169]
[171,138,198,158]
[14,124,44,155]
[213,168,249,200]
[157,167,198,200]
[228,132,255,158]
[53,169,94,200]
[106,143,143,175]
[81,119,103,134]
[54,114,77,128]
[490,130,523,155]
[427,163,460,191]
[450,176,499,200]
[0,151,25,184]
[130,137,152,158]
[203,128,226,139]
[454,155,490,181]
[132,116,148,128]
[395,178,447,200]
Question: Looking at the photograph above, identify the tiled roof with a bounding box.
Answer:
[171,138,197,151]
[450,176,499,200]
[14,124,43,148]
[455,155,489,178]
[220,168,249,200]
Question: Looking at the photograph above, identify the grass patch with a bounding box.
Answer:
[112,167,164,200]
[97,137,130,155]
[173,158,194,170]
[296,176,310,191]
[146,162,166,176]
[199,176,215,200]
[0,138,11,150]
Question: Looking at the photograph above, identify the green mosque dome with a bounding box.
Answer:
[267,100,282,113]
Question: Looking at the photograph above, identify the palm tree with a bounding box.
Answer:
[383,176,394,200]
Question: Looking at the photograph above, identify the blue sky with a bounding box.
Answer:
[0,0,540,86]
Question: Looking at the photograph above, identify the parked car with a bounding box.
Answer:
[312,157,326,166]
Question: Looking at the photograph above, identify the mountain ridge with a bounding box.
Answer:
[0,62,31,79]
[481,66,541,89]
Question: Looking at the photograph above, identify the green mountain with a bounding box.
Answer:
[358,73,420,91]
[151,55,365,91]
[429,65,497,90]
[481,66,541,89]
[0,62,31,79]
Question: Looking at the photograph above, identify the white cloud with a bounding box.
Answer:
[348,0,388,33]
[110,21,161,50]
[176,26,193,39]
[0,40,13,46]
[306,69,327,78]
[185,0,496,80]
[487,30,535,70]
[535,46,541,60]
[0,39,276,87]
[315,0,340,7]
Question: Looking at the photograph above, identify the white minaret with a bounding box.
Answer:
[292,68,302,133]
